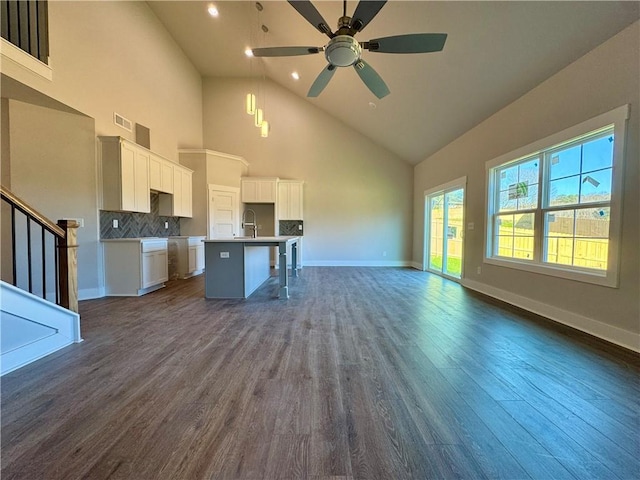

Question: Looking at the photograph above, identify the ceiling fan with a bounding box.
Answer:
[251,0,447,99]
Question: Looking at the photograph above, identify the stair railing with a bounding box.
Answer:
[0,185,79,313]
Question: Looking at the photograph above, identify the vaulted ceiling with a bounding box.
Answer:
[149,1,639,164]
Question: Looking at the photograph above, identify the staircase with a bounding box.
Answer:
[1,185,82,375]
[1,282,81,375]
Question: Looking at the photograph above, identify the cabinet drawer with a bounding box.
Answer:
[141,240,168,253]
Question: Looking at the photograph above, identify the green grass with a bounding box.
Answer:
[429,255,462,277]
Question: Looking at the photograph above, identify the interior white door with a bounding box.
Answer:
[209,186,239,239]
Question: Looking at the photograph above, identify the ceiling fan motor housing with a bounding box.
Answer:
[325,35,362,67]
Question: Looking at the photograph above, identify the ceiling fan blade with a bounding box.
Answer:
[353,60,389,99]
[252,46,322,57]
[287,1,333,38]
[366,33,447,54]
[307,64,337,97]
[350,1,386,32]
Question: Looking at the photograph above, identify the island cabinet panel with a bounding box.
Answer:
[204,242,247,298]
[204,237,299,299]
[100,136,151,213]
[277,180,304,220]
[241,177,278,203]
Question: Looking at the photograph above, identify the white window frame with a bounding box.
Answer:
[484,105,629,288]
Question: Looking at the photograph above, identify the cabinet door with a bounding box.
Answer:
[142,250,168,287]
[142,252,155,288]
[277,183,290,219]
[161,162,173,193]
[196,244,205,271]
[181,169,192,217]
[258,181,276,203]
[289,182,303,220]
[172,167,183,215]
[242,180,258,203]
[134,148,150,213]
[188,246,197,273]
[120,142,137,212]
[149,155,162,191]
[155,250,168,283]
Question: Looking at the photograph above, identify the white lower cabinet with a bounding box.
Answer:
[102,238,168,296]
[169,236,205,279]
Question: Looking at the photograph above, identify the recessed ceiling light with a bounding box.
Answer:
[245,48,254,57]
[207,5,219,17]
[291,72,300,80]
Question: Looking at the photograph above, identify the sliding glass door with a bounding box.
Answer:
[425,178,466,279]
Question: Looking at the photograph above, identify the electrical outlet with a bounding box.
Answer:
[468,222,475,230]
[298,224,303,230]
[477,266,481,275]
[164,222,169,229]
[220,252,230,258]
[112,219,118,228]
[382,251,387,257]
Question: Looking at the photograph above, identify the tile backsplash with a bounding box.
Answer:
[100,193,180,239]
[279,220,303,236]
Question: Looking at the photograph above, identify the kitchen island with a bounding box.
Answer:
[203,236,299,299]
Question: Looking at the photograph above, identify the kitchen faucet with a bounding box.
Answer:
[242,209,258,238]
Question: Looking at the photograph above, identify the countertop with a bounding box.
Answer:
[101,237,168,242]
[204,236,299,243]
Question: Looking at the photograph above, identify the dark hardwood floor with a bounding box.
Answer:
[2,267,639,479]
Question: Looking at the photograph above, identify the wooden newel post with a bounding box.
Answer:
[57,220,80,313]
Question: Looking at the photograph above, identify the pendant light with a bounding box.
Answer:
[260,120,270,138]
[245,93,256,115]
[254,108,263,127]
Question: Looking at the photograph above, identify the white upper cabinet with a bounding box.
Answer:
[278,180,304,220]
[241,177,278,203]
[149,153,174,194]
[159,164,193,217]
[100,136,150,213]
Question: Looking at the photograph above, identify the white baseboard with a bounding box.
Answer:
[79,287,104,301]
[303,260,412,267]
[461,278,640,353]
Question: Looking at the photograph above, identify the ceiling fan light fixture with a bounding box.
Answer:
[207,4,218,17]
[291,71,300,80]
[245,93,256,115]
[254,108,264,127]
[245,48,254,57]
[325,35,362,67]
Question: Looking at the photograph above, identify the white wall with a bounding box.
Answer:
[414,22,640,345]
[202,77,414,265]
[7,99,100,298]
[2,1,203,160]
[1,1,204,298]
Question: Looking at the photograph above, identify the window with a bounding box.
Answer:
[485,105,628,287]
